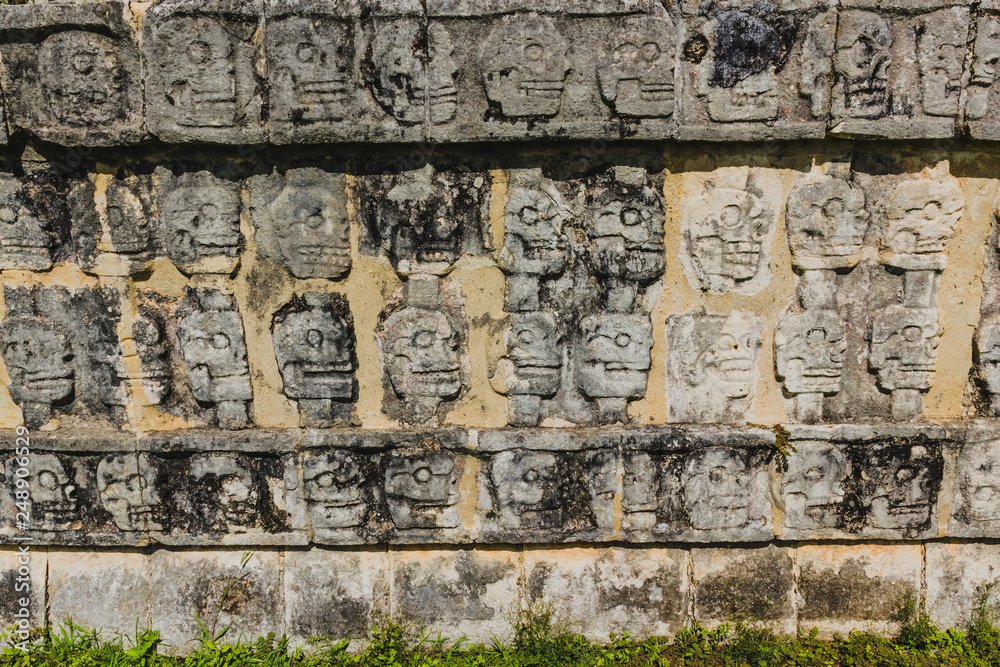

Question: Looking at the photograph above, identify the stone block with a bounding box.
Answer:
[523,547,688,641]
[273,293,358,428]
[357,165,488,277]
[47,551,151,636]
[426,2,678,141]
[622,430,774,543]
[692,545,795,633]
[778,438,943,540]
[946,436,1000,537]
[142,0,264,144]
[0,3,144,145]
[478,430,619,543]
[69,174,156,276]
[149,452,306,546]
[0,547,45,642]
[796,544,921,637]
[665,309,764,424]
[676,2,834,141]
[830,3,970,138]
[0,171,71,272]
[150,549,283,651]
[391,549,519,644]
[927,543,1000,630]
[249,169,350,280]
[967,8,1000,139]
[284,548,389,646]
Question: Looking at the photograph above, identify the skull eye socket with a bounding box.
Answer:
[524,44,544,63]
[822,198,845,219]
[615,333,632,348]
[212,333,231,350]
[38,470,59,490]
[188,40,213,65]
[901,326,923,343]
[523,469,539,483]
[413,466,433,483]
[519,206,541,226]
[805,466,824,481]
[719,205,742,228]
[313,472,335,488]
[306,329,323,348]
[414,331,435,348]
[297,42,317,63]
[640,42,660,63]
[516,328,536,345]
[709,465,728,484]
[621,208,641,226]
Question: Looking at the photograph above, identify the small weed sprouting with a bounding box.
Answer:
[893,585,943,650]
[194,549,256,652]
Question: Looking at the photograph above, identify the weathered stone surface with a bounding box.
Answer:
[0,4,143,145]
[775,307,847,422]
[796,544,922,638]
[665,309,763,424]
[576,313,652,423]
[679,168,780,295]
[677,2,834,140]
[878,173,963,272]
[0,172,69,272]
[622,439,774,543]
[249,169,350,280]
[284,549,389,646]
[786,164,869,271]
[947,437,1000,537]
[273,293,357,427]
[0,547,46,637]
[359,165,488,276]
[143,0,263,144]
[831,4,970,138]
[926,543,1000,630]
[967,9,1000,140]
[155,170,243,275]
[151,550,283,651]
[488,311,563,427]
[70,175,155,276]
[523,547,688,641]
[392,549,519,644]
[48,551,151,635]
[692,546,795,633]
[175,290,253,429]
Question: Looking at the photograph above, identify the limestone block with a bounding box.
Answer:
[0,171,70,272]
[426,2,679,141]
[376,283,469,426]
[583,166,665,312]
[392,549,519,644]
[0,547,45,639]
[358,165,488,277]
[150,550,284,651]
[248,168,350,280]
[796,544,921,637]
[967,8,1000,139]
[830,3,970,138]
[974,312,1000,415]
[785,164,869,271]
[488,311,563,427]
[777,437,943,540]
[775,307,847,421]
[576,313,652,424]
[926,543,1000,630]
[0,449,149,546]
[0,284,129,429]
[947,437,1000,537]
[175,290,254,429]
[284,549,389,647]
[273,293,358,428]
[302,447,386,544]
[523,547,688,641]
[665,309,763,424]
[384,445,463,534]
[48,551,151,636]
[679,167,780,295]
[692,545,795,633]
[149,451,306,546]
[142,0,263,144]
[478,430,619,543]
[677,2,834,141]
[0,3,144,145]
[622,434,774,543]
[154,169,243,276]
[69,174,156,276]
[877,174,963,273]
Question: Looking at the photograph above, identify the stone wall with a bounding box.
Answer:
[1,0,1000,651]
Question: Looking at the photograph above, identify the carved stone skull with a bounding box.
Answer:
[775,309,847,396]
[491,449,561,528]
[273,294,356,401]
[881,176,963,270]
[577,314,653,401]
[190,455,259,530]
[835,11,891,118]
[98,454,162,532]
[39,31,124,128]
[383,307,462,402]
[302,450,367,530]
[273,182,350,279]
[870,306,939,392]
[598,15,675,118]
[384,449,460,529]
[25,454,78,531]
[0,315,74,426]
[782,445,848,529]
[959,440,1000,522]
[917,9,967,117]
[133,310,172,406]
[0,175,52,271]
[686,181,767,292]
[682,448,750,531]
[160,171,242,268]
[785,174,868,269]
[502,312,562,397]
[270,17,352,124]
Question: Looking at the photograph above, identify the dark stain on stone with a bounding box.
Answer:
[697,547,793,622]
[799,557,903,621]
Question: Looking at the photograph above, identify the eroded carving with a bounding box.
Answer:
[879,175,963,272]
[0,315,74,428]
[682,447,753,531]
[863,444,938,532]
[775,308,847,421]
[176,290,253,429]
[384,448,461,530]
[489,311,562,427]
[480,15,570,119]
[666,309,762,423]
[577,313,653,423]
[781,445,848,531]
[490,449,561,530]
[380,305,465,425]
[598,15,676,118]
[916,9,967,118]
[870,306,939,420]
[97,454,162,532]
[957,440,1000,525]
[681,170,776,295]
[9,453,79,532]
[189,454,261,533]
[786,169,868,270]
[302,449,369,534]
[0,174,53,271]
[133,310,173,406]
[273,293,357,427]
[967,13,1000,129]
[157,170,242,274]
[39,31,125,130]
[833,11,891,119]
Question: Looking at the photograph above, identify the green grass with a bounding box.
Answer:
[2,589,1000,667]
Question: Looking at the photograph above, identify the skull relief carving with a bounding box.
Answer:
[775,309,847,397]
[880,176,963,271]
[967,15,1000,120]
[958,440,1000,524]
[866,445,936,531]
[598,15,676,118]
[177,291,253,429]
[384,449,460,530]
[870,306,939,393]
[493,312,562,398]
[916,9,968,118]
[480,15,571,118]
[781,445,848,530]
[159,171,242,273]
[975,313,1000,415]
[0,315,74,428]
[786,172,868,270]
[681,448,751,531]
[834,11,891,119]
[13,454,78,532]
[577,313,653,422]
[302,450,368,532]
[133,310,173,406]
[38,31,125,129]
[491,449,561,530]
[0,175,52,271]
[98,454,162,532]
[270,17,353,126]
[190,454,260,533]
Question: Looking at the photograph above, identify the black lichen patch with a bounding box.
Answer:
[696,547,793,622]
[710,4,799,88]
[798,557,903,622]
[395,551,513,623]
